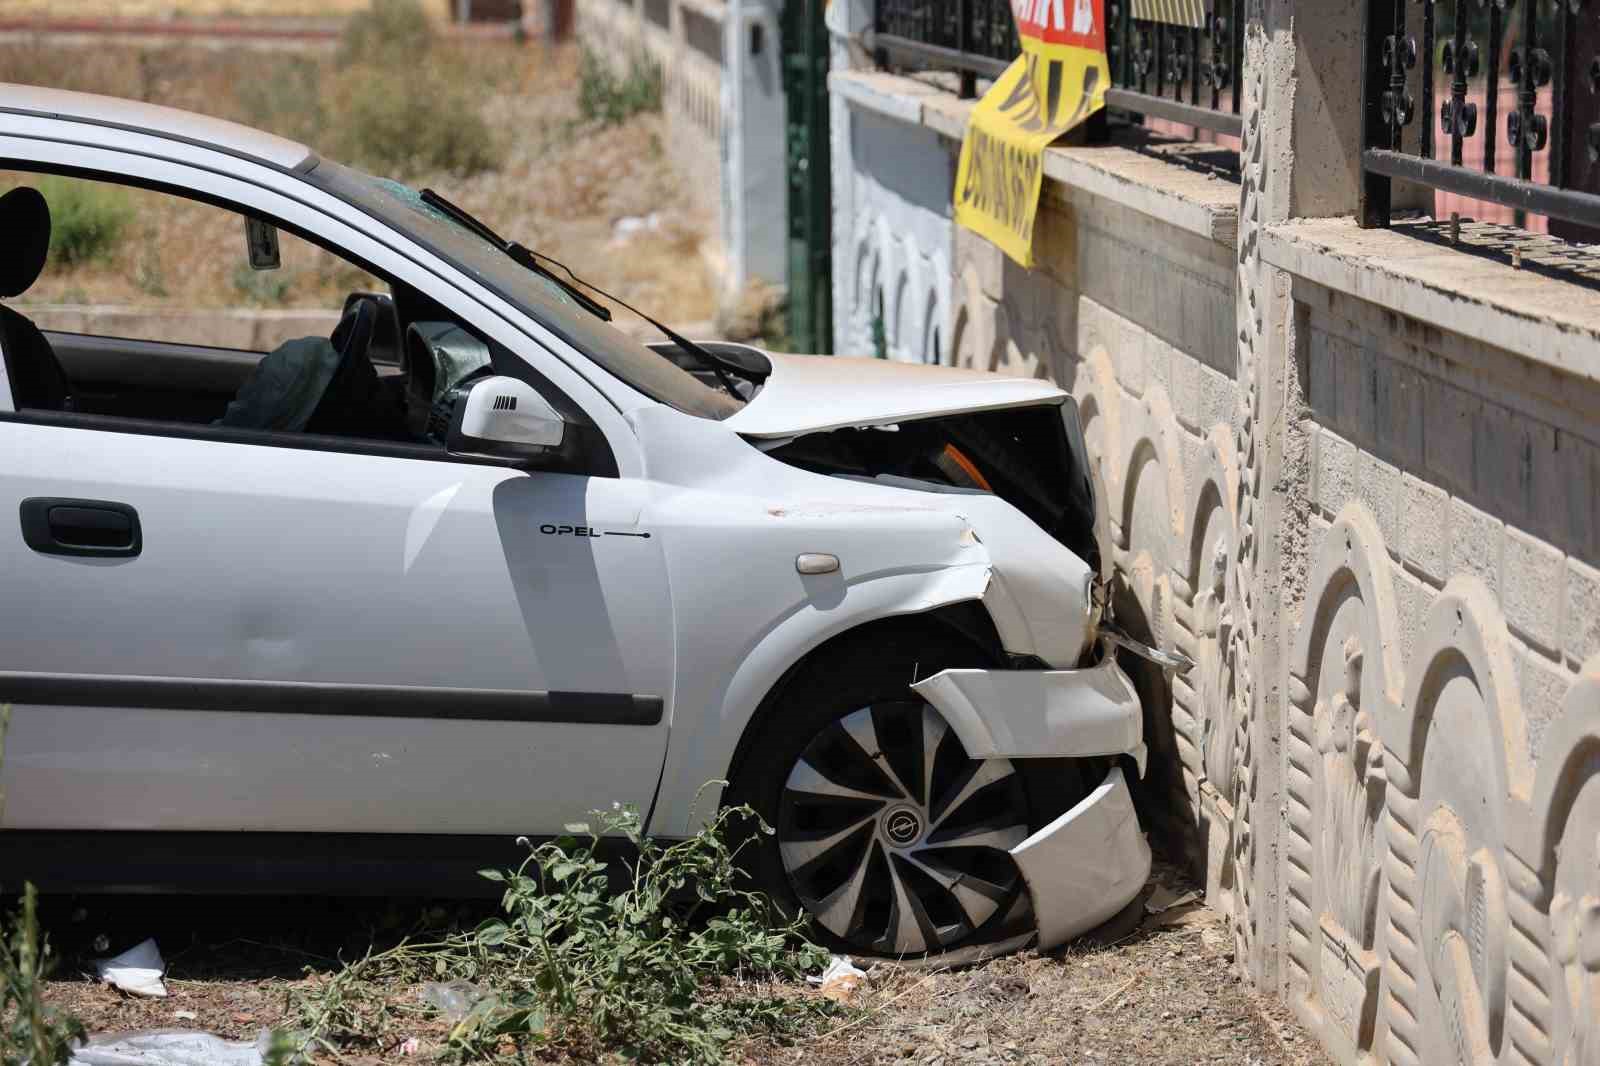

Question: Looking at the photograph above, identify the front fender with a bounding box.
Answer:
[647,562,993,837]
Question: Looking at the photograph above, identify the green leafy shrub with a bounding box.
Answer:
[231,263,294,306]
[282,799,830,1064]
[327,66,501,177]
[577,46,662,127]
[36,175,133,268]
[1,709,87,1066]
[236,54,327,146]
[0,886,85,1066]
[339,0,433,66]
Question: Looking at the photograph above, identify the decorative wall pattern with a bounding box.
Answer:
[820,7,1600,1062]
[833,106,953,362]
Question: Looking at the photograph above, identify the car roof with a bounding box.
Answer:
[0,83,314,171]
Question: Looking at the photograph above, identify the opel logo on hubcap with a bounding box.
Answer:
[884,807,923,846]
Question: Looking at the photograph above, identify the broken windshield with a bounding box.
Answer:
[304,159,742,421]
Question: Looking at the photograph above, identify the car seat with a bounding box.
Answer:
[219,297,404,438]
[0,187,73,411]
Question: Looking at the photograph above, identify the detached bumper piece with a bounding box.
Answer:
[910,649,1151,950]
[909,648,1147,774]
[1010,767,1150,948]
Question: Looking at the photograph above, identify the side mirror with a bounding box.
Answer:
[445,375,567,461]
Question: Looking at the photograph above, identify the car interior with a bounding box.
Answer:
[0,179,501,449]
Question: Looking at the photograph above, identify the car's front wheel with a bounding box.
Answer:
[728,623,1074,957]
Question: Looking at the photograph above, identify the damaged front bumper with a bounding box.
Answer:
[911,647,1151,950]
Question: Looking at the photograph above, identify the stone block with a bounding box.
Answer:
[1032,200,1078,291]
[1397,474,1449,586]
[1422,376,1479,498]
[1471,398,1547,533]
[1170,348,1203,436]
[1307,425,1320,511]
[1554,430,1600,561]
[1113,315,1147,399]
[1449,497,1504,597]
[1144,332,1174,401]
[1565,555,1600,670]
[1394,565,1438,668]
[1337,335,1377,446]
[956,226,1004,302]
[1198,363,1235,439]
[1519,643,1571,759]
[1306,325,1339,427]
[1077,295,1108,355]
[1356,450,1402,553]
[1316,429,1358,519]
[1502,525,1565,655]
[1373,357,1425,473]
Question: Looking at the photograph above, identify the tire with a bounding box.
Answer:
[725,621,1087,958]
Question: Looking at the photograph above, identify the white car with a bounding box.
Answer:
[0,85,1154,957]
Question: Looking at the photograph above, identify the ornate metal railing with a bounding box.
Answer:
[1360,0,1600,233]
[866,0,1243,138]
[868,0,1019,98]
[1106,1,1243,137]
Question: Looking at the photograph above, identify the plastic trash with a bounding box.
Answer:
[806,955,867,1002]
[421,979,487,1022]
[93,939,168,998]
[69,1029,270,1066]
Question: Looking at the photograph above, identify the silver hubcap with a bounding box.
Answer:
[778,701,1029,955]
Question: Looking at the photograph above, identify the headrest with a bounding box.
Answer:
[0,187,50,298]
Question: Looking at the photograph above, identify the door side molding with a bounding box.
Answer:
[0,673,663,726]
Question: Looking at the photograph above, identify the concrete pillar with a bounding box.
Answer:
[1231,0,1371,993]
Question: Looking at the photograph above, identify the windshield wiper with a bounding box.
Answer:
[420,189,754,397]
[420,189,612,322]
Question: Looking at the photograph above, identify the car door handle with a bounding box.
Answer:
[20,498,142,558]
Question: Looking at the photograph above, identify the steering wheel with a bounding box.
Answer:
[304,297,379,434]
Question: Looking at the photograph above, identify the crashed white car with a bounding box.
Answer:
[0,85,1154,956]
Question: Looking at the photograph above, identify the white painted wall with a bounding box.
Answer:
[835,109,953,362]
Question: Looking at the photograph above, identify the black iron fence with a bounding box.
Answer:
[1360,0,1600,235]
[869,0,1018,98]
[866,0,1243,138]
[1105,1,1243,137]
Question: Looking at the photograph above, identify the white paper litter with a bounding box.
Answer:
[806,955,867,1001]
[69,1029,269,1066]
[93,939,168,998]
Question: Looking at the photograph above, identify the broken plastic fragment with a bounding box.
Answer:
[421,979,487,1022]
[93,938,168,998]
[69,1029,270,1065]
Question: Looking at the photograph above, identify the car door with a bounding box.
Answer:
[0,424,674,836]
[0,168,675,840]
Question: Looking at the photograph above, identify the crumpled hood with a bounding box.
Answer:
[723,351,1068,438]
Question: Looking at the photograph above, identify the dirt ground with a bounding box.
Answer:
[40,864,1328,1065]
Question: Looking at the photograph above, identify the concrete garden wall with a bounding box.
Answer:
[828,4,1600,1064]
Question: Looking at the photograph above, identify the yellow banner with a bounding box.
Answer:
[954,0,1109,266]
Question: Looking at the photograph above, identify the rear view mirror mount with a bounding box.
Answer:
[245,216,280,271]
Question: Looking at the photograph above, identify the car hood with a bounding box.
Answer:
[723,352,1067,438]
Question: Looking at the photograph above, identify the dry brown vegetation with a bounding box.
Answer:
[0,32,716,328]
[40,865,1328,1065]
[4,0,450,19]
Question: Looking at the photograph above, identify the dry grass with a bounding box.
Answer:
[4,0,451,18]
[0,38,716,328]
[40,867,1331,1065]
